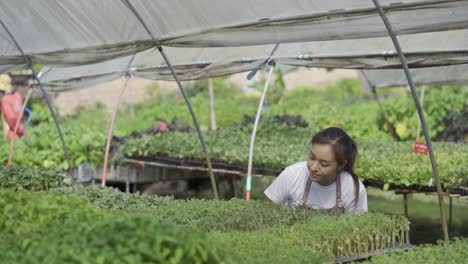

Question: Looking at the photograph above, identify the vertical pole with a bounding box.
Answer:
[403,193,410,245]
[158,47,219,200]
[415,87,425,142]
[372,0,449,243]
[38,77,73,173]
[7,88,33,166]
[208,78,217,130]
[449,197,453,235]
[403,193,408,217]
[102,74,130,187]
[125,177,130,193]
[232,176,240,198]
[246,62,276,200]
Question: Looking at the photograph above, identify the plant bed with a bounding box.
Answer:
[118,130,468,191]
[335,244,412,263]
[124,152,467,195]
[53,186,410,261]
[0,189,225,264]
[126,155,282,176]
[1,185,412,263]
[364,238,468,264]
[363,179,468,197]
[0,166,74,191]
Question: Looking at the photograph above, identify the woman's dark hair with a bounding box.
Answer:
[311,127,360,205]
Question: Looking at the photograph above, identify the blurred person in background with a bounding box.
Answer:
[0,74,24,141]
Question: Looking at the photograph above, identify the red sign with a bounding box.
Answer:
[413,142,428,155]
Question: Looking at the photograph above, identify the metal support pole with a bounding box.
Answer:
[125,177,130,194]
[246,61,276,200]
[7,88,33,166]
[0,17,72,172]
[415,87,425,142]
[403,193,408,217]
[208,78,217,130]
[37,76,73,173]
[102,74,131,187]
[158,47,219,200]
[403,193,410,245]
[449,197,453,234]
[122,0,219,199]
[372,0,449,243]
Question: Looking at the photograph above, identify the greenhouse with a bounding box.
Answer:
[0,1,467,263]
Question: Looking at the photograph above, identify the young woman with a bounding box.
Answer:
[264,127,367,214]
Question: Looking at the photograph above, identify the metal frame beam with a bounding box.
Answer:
[122,0,219,199]
[372,0,449,243]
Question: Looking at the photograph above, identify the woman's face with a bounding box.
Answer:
[307,143,340,186]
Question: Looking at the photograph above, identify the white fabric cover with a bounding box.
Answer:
[360,64,468,88]
[37,29,468,91]
[1,0,468,91]
[1,0,468,68]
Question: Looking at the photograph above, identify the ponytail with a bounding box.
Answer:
[346,141,359,206]
[348,169,360,206]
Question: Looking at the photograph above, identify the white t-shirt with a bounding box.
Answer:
[264,161,367,213]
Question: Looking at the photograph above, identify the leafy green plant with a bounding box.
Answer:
[380,86,468,140]
[113,83,258,136]
[0,189,103,236]
[2,79,466,175]
[0,109,107,169]
[356,141,468,187]
[119,128,468,189]
[212,230,333,264]
[435,104,467,143]
[0,189,225,264]
[0,166,73,191]
[210,212,408,260]
[1,217,224,264]
[53,186,325,232]
[28,100,55,125]
[0,186,410,263]
[269,86,391,141]
[52,186,409,261]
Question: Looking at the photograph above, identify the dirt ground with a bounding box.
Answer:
[53,68,358,116]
